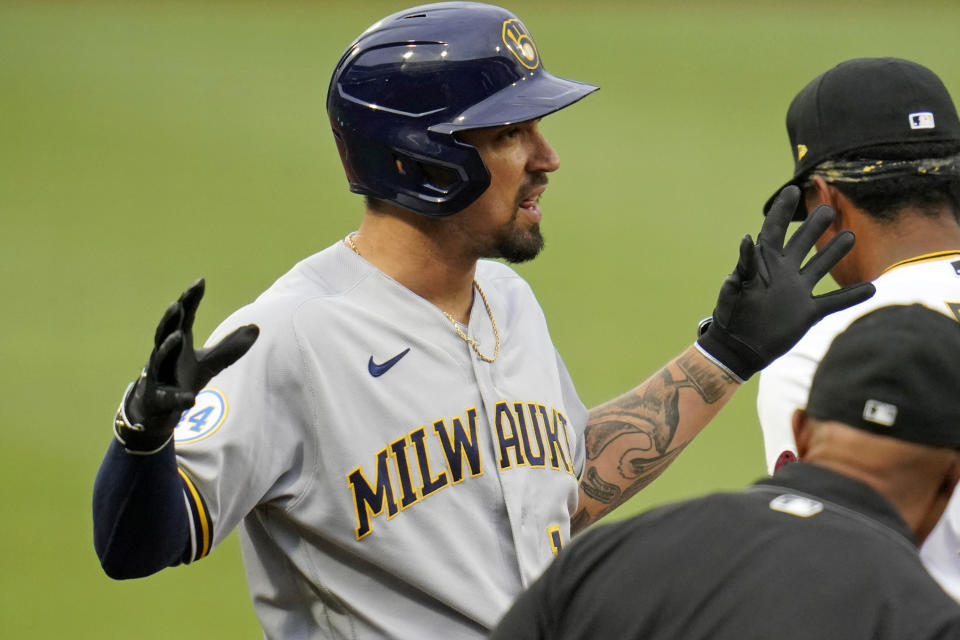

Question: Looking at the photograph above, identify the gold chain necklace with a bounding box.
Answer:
[345,233,500,362]
[441,283,500,363]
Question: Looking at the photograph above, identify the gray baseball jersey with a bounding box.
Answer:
[169,239,588,639]
[757,250,960,600]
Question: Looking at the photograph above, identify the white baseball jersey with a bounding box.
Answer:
[757,250,960,599]
[169,239,588,639]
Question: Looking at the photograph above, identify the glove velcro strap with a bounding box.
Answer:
[693,342,747,385]
[113,380,176,456]
[695,322,767,383]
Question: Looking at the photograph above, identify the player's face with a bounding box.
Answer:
[455,119,560,262]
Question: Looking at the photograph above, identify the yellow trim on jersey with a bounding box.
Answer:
[882,250,960,274]
[547,525,563,555]
[178,468,212,559]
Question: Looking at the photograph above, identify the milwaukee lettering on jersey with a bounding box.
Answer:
[493,401,574,473]
[347,402,575,540]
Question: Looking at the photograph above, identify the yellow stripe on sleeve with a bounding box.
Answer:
[178,468,212,560]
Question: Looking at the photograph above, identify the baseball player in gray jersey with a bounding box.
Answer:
[92,3,874,638]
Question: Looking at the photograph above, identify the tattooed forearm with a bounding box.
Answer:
[573,445,687,531]
[581,466,621,503]
[618,443,684,481]
[582,444,686,505]
[586,354,733,463]
[574,349,737,532]
[586,369,682,461]
[676,350,736,404]
[570,508,591,533]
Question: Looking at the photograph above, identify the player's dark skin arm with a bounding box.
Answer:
[572,346,738,533]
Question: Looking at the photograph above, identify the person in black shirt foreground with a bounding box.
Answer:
[491,304,960,640]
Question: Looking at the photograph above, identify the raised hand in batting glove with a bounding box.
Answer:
[696,186,875,382]
[114,278,259,453]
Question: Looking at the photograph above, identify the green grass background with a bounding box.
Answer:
[3,1,960,636]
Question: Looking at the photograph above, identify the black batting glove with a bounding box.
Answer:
[114,278,259,453]
[696,186,875,382]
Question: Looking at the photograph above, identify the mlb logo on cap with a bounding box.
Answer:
[910,111,936,130]
[863,399,898,427]
[763,58,960,216]
[808,305,960,449]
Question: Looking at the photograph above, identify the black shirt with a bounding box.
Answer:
[490,463,960,640]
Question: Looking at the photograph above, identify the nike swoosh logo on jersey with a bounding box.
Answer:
[368,348,411,377]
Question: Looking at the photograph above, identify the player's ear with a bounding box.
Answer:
[807,176,846,230]
[792,408,812,460]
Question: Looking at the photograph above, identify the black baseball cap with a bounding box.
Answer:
[806,304,960,448]
[764,57,960,216]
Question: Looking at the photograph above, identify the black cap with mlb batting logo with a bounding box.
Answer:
[806,304,960,448]
[764,57,960,215]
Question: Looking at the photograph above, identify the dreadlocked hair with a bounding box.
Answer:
[814,141,960,223]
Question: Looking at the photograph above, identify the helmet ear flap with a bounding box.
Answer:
[398,158,459,195]
[332,130,358,186]
[387,143,491,217]
[330,119,489,216]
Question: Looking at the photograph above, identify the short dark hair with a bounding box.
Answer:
[812,141,960,222]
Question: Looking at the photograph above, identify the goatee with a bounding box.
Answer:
[495,223,544,263]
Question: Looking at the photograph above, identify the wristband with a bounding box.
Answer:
[113,377,175,456]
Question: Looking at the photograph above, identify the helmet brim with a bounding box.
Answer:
[429,71,598,135]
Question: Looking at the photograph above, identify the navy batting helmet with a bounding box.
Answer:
[326,2,598,217]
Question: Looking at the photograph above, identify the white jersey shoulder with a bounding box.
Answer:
[756,251,960,600]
